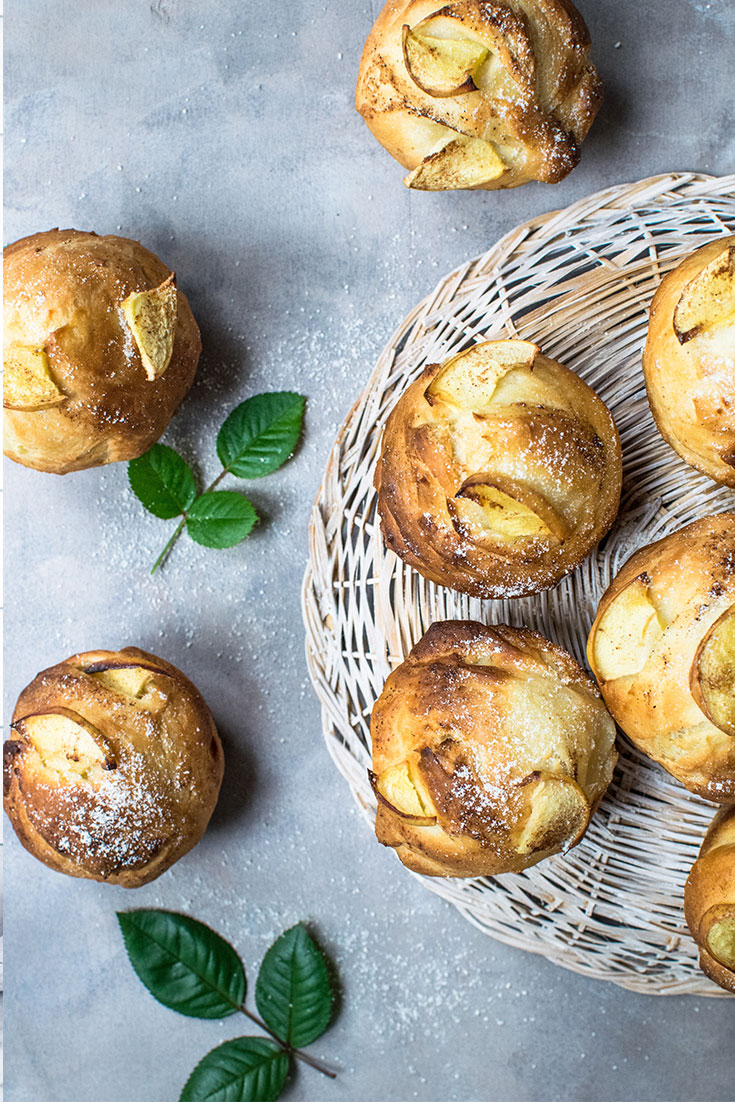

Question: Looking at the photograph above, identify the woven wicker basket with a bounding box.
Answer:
[302,173,735,996]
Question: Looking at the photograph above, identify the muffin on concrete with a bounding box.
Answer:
[4,647,223,887]
[4,228,201,473]
[356,0,602,191]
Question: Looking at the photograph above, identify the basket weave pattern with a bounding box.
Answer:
[303,174,735,995]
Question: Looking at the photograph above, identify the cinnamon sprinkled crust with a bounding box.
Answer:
[684,807,735,993]
[355,0,602,191]
[375,340,622,598]
[4,647,223,887]
[370,620,617,878]
[3,229,201,474]
[643,236,735,487]
[587,514,735,803]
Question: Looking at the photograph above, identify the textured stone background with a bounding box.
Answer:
[5,1,735,1099]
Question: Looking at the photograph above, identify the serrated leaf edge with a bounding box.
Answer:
[217,392,306,478]
[127,444,197,519]
[179,1037,290,1102]
[185,491,258,549]
[117,910,245,1018]
[255,924,333,1047]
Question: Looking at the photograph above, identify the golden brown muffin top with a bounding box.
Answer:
[588,513,735,804]
[685,807,735,994]
[376,339,622,598]
[356,0,602,190]
[371,620,617,877]
[4,647,223,886]
[3,229,201,473]
[643,236,735,487]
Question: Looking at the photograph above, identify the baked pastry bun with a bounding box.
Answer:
[4,229,201,474]
[4,647,223,887]
[355,0,602,191]
[587,514,735,803]
[375,339,622,598]
[684,807,735,993]
[370,620,617,877]
[643,236,735,486]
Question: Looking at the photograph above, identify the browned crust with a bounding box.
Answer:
[697,946,735,993]
[370,620,617,878]
[355,0,602,190]
[4,647,224,887]
[642,236,735,488]
[588,514,735,803]
[684,807,735,993]
[3,229,201,474]
[375,347,622,598]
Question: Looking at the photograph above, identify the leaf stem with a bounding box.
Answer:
[206,468,228,493]
[150,517,186,575]
[238,1006,337,1079]
[149,468,230,574]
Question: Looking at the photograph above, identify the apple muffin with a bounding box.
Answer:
[356,0,602,191]
[4,648,223,886]
[587,514,735,803]
[685,807,735,994]
[370,620,617,877]
[375,339,622,598]
[3,228,201,474]
[643,236,735,487]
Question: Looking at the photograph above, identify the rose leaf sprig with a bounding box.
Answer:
[117,909,338,1102]
[128,392,306,573]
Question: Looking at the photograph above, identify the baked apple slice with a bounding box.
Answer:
[10,709,115,777]
[404,134,505,191]
[402,23,488,97]
[3,345,65,411]
[701,905,735,974]
[673,244,735,345]
[691,605,735,736]
[84,658,172,702]
[122,273,178,381]
[452,474,568,542]
[515,771,590,856]
[589,575,666,681]
[369,761,437,825]
[424,340,538,410]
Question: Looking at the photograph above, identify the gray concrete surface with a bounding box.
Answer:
[4,1,735,1099]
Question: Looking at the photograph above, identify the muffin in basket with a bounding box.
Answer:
[370,620,617,877]
[643,236,735,487]
[375,339,622,598]
[588,514,735,804]
[685,806,735,994]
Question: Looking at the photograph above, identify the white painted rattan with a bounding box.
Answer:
[302,173,735,995]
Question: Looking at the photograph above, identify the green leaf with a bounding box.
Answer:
[128,444,197,519]
[255,925,333,1048]
[117,910,246,1019]
[180,1038,289,1102]
[216,392,306,479]
[186,492,257,549]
